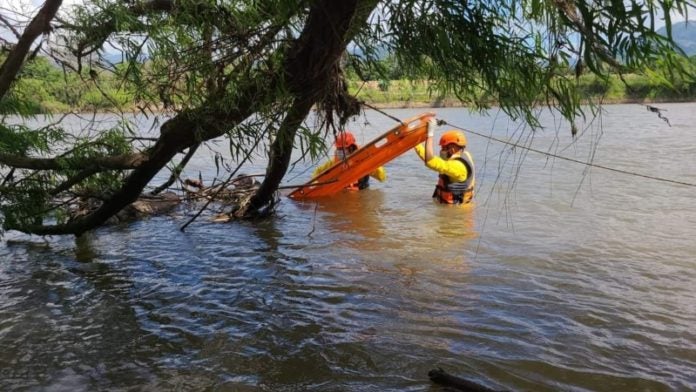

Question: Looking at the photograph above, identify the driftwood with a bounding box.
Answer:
[181,175,260,204]
[71,191,182,224]
[428,368,506,392]
[68,175,261,225]
[181,175,264,224]
[115,191,181,221]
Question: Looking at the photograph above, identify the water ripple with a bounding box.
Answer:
[3,105,696,390]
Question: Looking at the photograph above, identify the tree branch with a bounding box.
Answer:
[550,0,622,70]
[66,0,243,62]
[150,143,199,195]
[0,14,21,39]
[49,167,101,196]
[0,0,62,100]
[0,151,149,171]
[131,0,174,13]
[6,95,260,235]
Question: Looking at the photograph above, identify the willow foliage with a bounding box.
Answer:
[0,0,693,235]
[351,0,693,123]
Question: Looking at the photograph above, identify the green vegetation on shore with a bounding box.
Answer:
[4,56,134,114]
[349,72,696,108]
[8,54,696,114]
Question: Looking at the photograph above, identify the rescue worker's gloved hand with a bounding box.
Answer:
[427,118,437,138]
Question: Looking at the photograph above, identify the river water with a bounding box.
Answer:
[1,104,695,391]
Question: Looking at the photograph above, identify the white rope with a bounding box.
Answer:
[441,119,696,188]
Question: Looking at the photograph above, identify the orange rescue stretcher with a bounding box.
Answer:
[288,112,435,199]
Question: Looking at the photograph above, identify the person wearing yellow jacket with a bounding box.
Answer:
[414,120,475,204]
[313,131,386,191]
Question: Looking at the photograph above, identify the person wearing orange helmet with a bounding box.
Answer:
[312,130,386,191]
[414,120,475,204]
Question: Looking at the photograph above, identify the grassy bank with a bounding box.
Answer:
[349,74,696,108]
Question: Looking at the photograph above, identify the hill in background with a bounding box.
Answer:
[658,21,696,56]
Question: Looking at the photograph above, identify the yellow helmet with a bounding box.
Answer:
[439,130,467,147]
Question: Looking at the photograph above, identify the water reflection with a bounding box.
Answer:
[199,215,385,389]
[0,235,171,390]
[304,190,478,247]
[314,189,386,243]
[430,200,478,240]
[74,232,99,262]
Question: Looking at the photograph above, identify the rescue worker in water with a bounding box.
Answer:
[414,121,475,204]
[313,131,386,190]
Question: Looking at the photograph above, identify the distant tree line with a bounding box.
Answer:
[345,54,696,103]
[6,53,696,115]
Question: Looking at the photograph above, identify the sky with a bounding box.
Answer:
[0,0,690,27]
[0,0,81,17]
[0,0,691,50]
[0,0,80,41]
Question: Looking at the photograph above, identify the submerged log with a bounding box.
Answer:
[68,175,261,225]
[428,368,506,392]
[70,191,182,224]
[115,191,181,221]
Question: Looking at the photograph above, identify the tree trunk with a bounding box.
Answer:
[240,97,314,216]
[241,0,377,216]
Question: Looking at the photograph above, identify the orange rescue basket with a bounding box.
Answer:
[289,112,435,199]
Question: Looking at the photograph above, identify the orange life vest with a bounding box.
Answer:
[433,152,475,204]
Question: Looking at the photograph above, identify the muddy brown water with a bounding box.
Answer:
[2,104,695,391]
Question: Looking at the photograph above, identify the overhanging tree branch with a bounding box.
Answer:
[0,0,62,100]
[6,93,262,235]
[49,167,101,196]
[0,151,148,171]
[550,0,622,70]
[0,14,21,40]
[64,0,245,63]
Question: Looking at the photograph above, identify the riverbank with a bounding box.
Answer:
[361,96,696,109]
[350,75,696,109]
[12,75,696,115]
[10,57,696,114]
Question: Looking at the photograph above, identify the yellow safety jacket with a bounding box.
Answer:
[415,144,475,204]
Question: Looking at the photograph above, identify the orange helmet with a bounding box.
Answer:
[335,131,357,148]
[439,130,467,147]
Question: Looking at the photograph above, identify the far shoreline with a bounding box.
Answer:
[25,98,694,117]
[363,97,696,109]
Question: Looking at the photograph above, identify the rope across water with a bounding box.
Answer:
[437,119,696,189]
